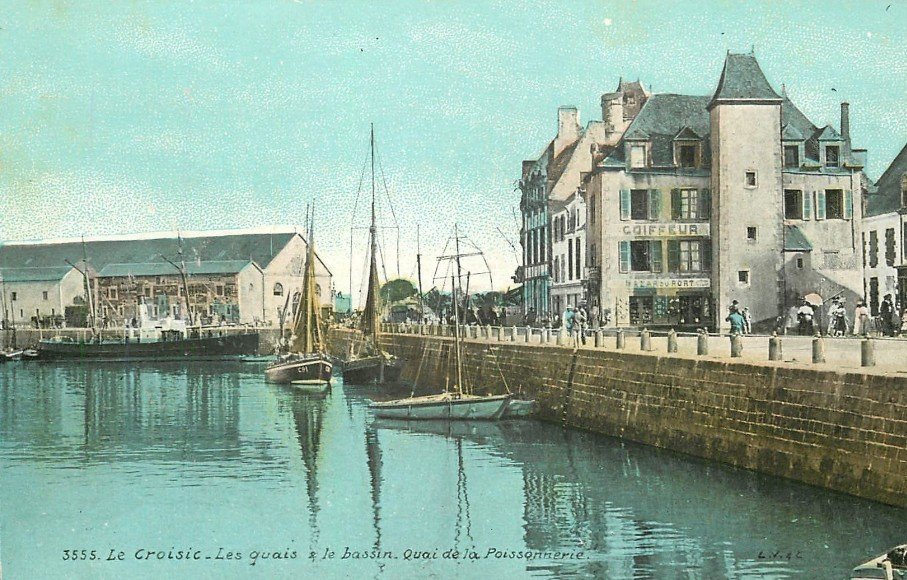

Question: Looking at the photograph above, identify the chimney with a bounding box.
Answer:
[841,102,851,157]
[554,106,581,157]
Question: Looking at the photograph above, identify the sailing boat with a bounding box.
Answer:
[342,124,402,385]
[264,209,332,389]
[369,225,510,420]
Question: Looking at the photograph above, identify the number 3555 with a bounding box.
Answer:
[62,550,98,561]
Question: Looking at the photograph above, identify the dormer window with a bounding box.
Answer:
[678,144,697,168]
[784,145,800,168]
[825,145,840,167]
[629,144,647,168]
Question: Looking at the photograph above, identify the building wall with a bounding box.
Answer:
[551,195,587,317]
[357,331,907,509]
[237,264,265,325]
[262,234,333,325]
[711,103,784,329]
[595,171,711,327]
[862,212,902,314]
[782,171,864,307]
[3,269,81,326]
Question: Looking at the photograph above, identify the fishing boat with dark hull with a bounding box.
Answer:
[36,331,260,362]
[264,207,332,392]
[342,354,402,385]
[264,353,333,385]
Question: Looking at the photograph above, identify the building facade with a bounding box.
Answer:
[586,52,867,330]
[550,191,587,317]
[0,228,332,328]
[863,143,907,313]
[519,81,647,321]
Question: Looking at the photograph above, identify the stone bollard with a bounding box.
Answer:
[497,326,505,342]
[525,326,531,343]
[667,328,678,353]
[812,334,826,364]
[768,332,782,361]
[483,325,490,340]
[640,328,652,351]
[616,329,625,349]
[510,326,517,342]
[556,329,565,346]
[594,330,602,348]
[542,327,550,344]
[697,329,709,356]
[730,333,743,357]
[861,338,876,367]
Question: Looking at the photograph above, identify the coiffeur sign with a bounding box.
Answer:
[621,223,710,237]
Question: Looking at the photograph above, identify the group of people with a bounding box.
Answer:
[724,300,752,335]
[786,294,900,337]
[562,303,589,348]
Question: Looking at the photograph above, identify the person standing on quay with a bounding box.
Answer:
[563,305,575,340]
[881,294,895,336]
[574,303,588,347]
[853,300,870,336]
[726,306,745,335]
[797,299,815,335]
[742,307,752,334]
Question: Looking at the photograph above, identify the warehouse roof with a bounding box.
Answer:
[0,229,307,273]
[0,265,77,282]
[867,142,907,217]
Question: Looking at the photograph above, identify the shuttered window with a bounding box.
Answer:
[619,189,631,221]
[815,190,826,220]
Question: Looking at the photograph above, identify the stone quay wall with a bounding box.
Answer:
[329,328,906,508]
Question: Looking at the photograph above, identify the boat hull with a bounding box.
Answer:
[35,333,260,362]
[370,393,510,420]
[501,398,536,418]
[265,355,333,387]
[342,355,403,385]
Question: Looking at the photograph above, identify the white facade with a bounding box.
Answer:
[1,267,83,326]
[550,193,587,316]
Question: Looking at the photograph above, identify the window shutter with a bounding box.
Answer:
[667,240,680,273]
[815,190,826,220]
[700,189,711,220]
[648,189,661,220]
[619,241,630,273]
[802,191,812,220]
[650,240,663,272]
[702,240,712,271]
[620,190,631,220]
[671,189,681,220]
[844,189,853,219]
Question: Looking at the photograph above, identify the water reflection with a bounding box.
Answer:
[0,365,903,580]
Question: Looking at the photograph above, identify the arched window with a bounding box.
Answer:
[273,282,284,296]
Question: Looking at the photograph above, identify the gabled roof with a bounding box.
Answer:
[604,94,712,167]
[0,265,77,283]
[815,125,843,141]
[781,124,804,141]
[784,225,813,251]
[673,126,701,140]
[0,231,299,273]
[97,260,258,279]
[546,140,579,187]
[867,142,907,217]
[709,52,781,109]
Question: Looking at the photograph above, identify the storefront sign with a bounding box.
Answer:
[623,278,710,289]
[621,223,710,237]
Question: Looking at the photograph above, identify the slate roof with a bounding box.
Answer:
[0,232,299,273]
[784,225,813,252]
[0,266,77,283]
[98,260,258,278]
[604,94,712,167]
[708,52,781,108]
[867,142,907,217]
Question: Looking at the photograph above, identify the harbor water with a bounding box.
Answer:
[0,362,903,579]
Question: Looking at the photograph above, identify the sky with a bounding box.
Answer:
[1,0,905,306]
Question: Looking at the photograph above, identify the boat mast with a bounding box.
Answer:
[367,123,380,346]
[177,233,194,326]
[416,224,424,323]
[81,236,97,334]
[451,272,463,397]
[453,223,464,396]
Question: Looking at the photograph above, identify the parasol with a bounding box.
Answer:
[803,293,823,306]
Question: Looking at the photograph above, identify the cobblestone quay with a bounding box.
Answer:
[330,328,906,508]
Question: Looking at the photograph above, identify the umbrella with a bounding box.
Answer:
[804,293,823,306]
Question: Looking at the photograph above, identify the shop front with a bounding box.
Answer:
[620,277,712,329]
